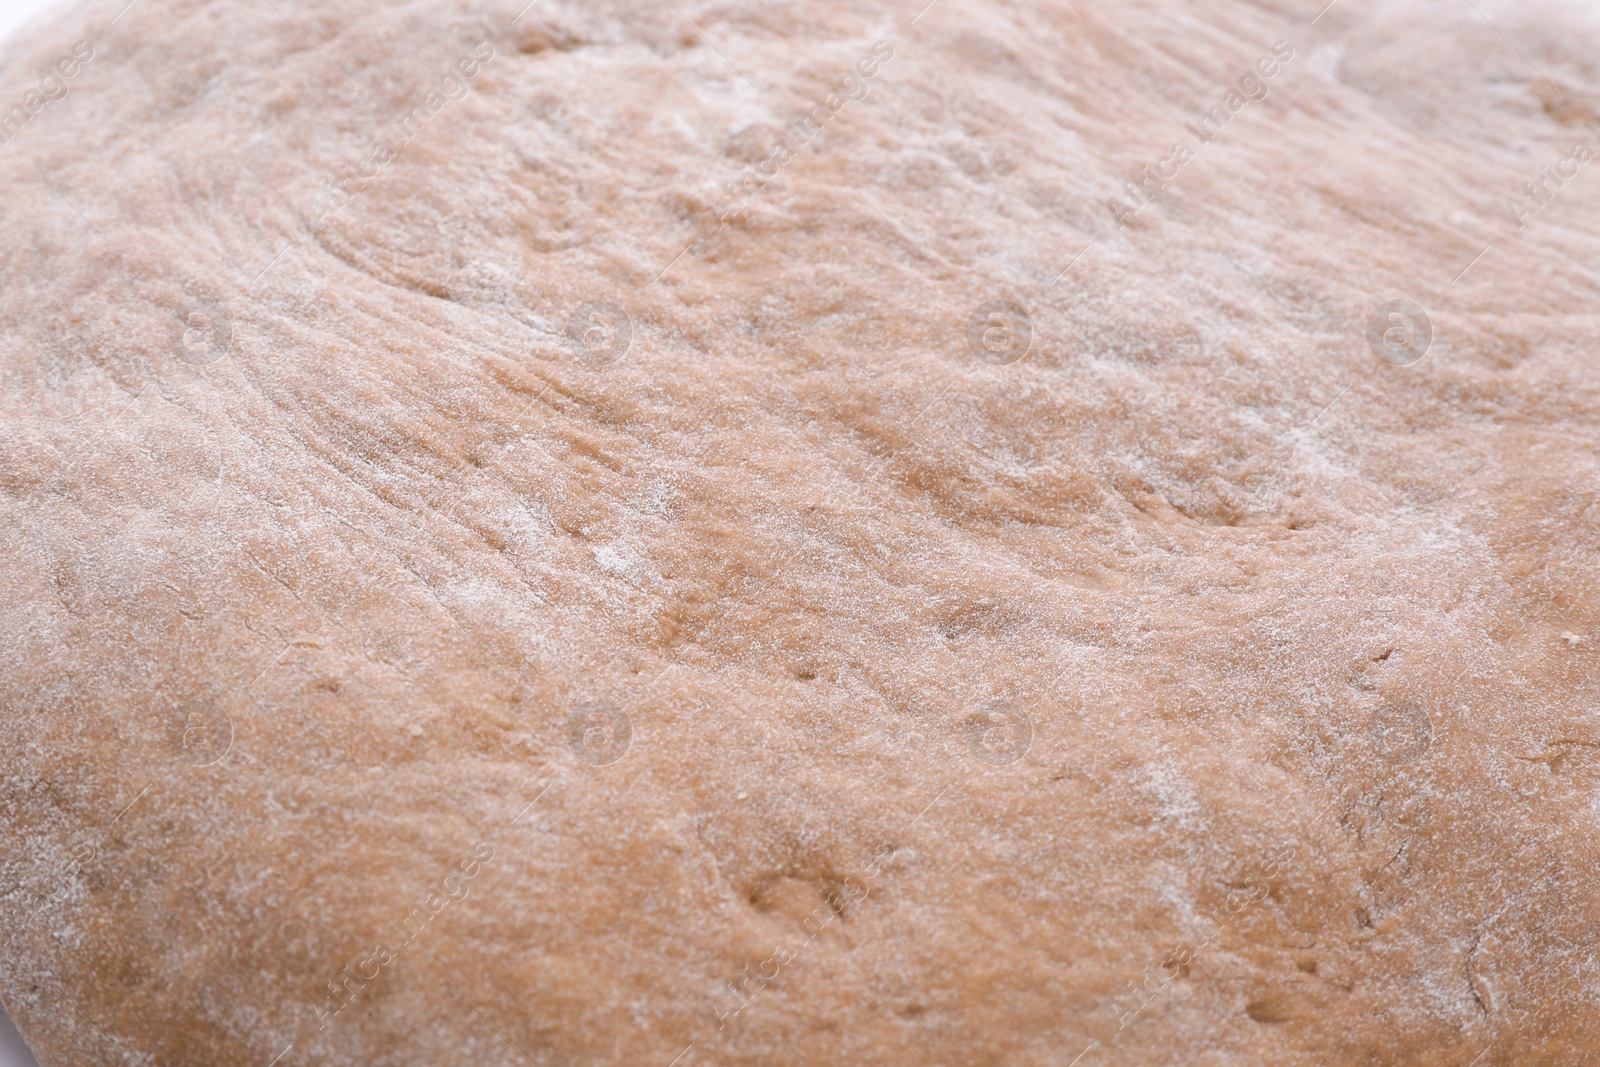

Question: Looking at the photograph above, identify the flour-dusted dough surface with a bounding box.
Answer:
[2,0,1598,1063]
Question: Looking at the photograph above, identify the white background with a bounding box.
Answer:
[0,1011,34,1067]
[0,0,67,47]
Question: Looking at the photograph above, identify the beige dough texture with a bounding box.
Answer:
[1,0,1598,1063]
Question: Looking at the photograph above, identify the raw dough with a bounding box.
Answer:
[1,0,1598,1063]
